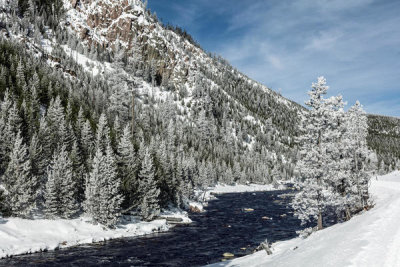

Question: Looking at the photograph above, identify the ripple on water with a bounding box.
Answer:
[0,190,339,267]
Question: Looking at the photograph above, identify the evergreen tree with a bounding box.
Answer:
[70,141,85,202]
[0,185,9,217]
[95,113,110,152]
[81,119,94,162]
[84,147,102,221]
[44,166,59,218]
[4,132,35,217]
[347,101,371,209]
[84,144,123,227]
[46,96,66,153]
[45,145,79,218]
[139,148,160,221]
[117,125,138,210]
[292,77,333,230]
[99,144,123,227]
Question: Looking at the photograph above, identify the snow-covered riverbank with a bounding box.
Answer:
[209,171,400,267]
[191,182,286,212]
[0,182,284,259]
[0,210,190,259]
[209,183,286,194]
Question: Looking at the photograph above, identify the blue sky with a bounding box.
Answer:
[148,0,400,117]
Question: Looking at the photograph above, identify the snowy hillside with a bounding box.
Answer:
[0,0,303,229]
[210,171,400,267]
[59,0,400,172]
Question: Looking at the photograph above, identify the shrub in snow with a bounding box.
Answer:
[0,185,10,217]
[296,227,316,239]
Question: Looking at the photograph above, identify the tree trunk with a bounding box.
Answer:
[345,206,351,221]
[317,212,323,230]
[131,90,135,135]
[202,190,207,203]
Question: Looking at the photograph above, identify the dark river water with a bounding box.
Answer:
[0,190,331,267]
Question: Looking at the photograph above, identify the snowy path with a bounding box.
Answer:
[210,171,400,267]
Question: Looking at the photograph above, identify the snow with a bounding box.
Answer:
[198,183,286,203]
[209,183,286,194]
[159,208,193,224]
[61,45,111,76]
[188,201,205,212]
[209,171,400,267]
[0,210,190,259]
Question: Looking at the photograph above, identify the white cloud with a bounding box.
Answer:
[267,55,284,70]
[213,0,400,116]
[306,31,342,51]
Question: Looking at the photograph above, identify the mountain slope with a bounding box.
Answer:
[367,114,400,171]
[0,0,399,218]
[0,0,302,221]
[57,0,303,179]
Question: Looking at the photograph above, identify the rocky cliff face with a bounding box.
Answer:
[62,0,299,111]
[66,0,143,46]
[64,0,196,84]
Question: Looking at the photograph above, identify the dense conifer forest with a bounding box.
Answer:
[0,0,399,228]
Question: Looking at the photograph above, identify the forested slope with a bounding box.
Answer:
[0,0,399,226]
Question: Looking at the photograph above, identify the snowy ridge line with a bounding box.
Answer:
[208,171,400,267]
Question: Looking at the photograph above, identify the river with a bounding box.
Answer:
[0,190,335,266]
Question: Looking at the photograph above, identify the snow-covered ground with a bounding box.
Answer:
[209,171,400,267]
[209,183,286,194]
[190,183,287,212]
[0,210,190,259]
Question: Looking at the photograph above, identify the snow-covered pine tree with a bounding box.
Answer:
[323,95,358,220]
[174,158,185,207]
[0,97,22,172]
[197,109,210,145]
[0,185,8,217]
[99,144,123,227]
[95,113,110,152]
[138,148,160,221]
[197,160,210,201]
[70,141,85,203]
[59,146,80,218]
[37,117,51,171]
[346,101,371,209]
[7,98,18,124]
[29,133,44,186]
[45,145,79,218]
[44,165,59,218]
[109,81,130,122]
[84,142,123,227]
[292,77,333,230]
[117,125,138,210]
[84,147,102,222]
[81,119,94,163]
[4,131,36,217]
[113,116,121,141]
[28,85,40,136]
[75,107,85,140]
[46,96,67,153]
